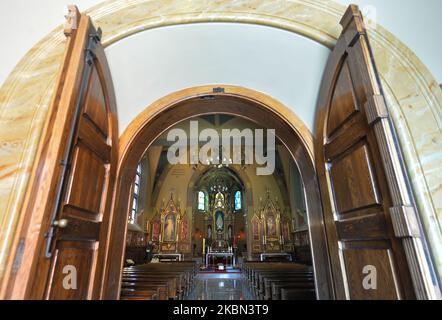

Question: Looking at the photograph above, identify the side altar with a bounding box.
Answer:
[148,194,191,257]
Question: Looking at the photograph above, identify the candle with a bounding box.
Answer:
[203,238,206,255]
[159,234,162,243]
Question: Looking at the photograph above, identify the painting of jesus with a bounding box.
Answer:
[164,214,176,242]
[267,214,277,237]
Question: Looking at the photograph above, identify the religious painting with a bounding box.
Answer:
[228,225,233,240]
[207,225,212,239]
[297,209,307,229]
[215,211,224,232]
[282,221,290,241]
[180,216,189,242]
[163,213,176,242]
[151,220,160,242]
[252,217,260,241]
[266,213,277,238]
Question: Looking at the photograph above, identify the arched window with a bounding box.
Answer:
[198,191,206,211]
[234,191,242,211]
[129,164,142,224]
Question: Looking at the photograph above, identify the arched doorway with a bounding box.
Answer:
[104,86,333,300]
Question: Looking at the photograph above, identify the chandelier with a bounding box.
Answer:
[205,155,233,169]
[205,145,232,169]
[209,183,228,193]
[209,175,229,193]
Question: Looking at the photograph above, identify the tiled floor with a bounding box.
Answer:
[186,273,256,300]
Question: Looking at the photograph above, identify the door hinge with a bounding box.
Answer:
[86,28,102,65]
[12,239,25,274]
[390,205,420,238]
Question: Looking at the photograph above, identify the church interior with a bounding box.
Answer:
[0,0,441,301]
[122,115,313,300]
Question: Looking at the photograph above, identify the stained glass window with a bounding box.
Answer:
[235,191,242,211]
[129,164,142,224]
[198,191,206,211]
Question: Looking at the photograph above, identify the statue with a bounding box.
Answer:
[215,211,224,232]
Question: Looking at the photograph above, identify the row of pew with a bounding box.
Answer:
[242,262,316,300]
[120,261,197,300]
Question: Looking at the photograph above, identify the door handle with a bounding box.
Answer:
[52,219,69,229]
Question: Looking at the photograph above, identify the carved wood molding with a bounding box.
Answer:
[63,5,80,37]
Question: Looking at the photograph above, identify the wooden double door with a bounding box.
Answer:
[11,5,422,299]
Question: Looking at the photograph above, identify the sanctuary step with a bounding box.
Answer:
[242,262,316,300]
[119,261,198,300]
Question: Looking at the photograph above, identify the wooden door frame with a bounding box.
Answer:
[102,85,335,300]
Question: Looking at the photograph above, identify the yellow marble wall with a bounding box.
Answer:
[0,0,441,285]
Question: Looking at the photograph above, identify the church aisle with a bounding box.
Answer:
[186,274,255,300]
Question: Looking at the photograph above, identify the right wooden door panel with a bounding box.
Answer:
[316,5,414,300]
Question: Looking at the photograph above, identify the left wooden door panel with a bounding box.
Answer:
[3,7,118,300]
[44,12,118,299]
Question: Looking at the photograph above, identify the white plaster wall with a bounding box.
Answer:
[105,23,330,133]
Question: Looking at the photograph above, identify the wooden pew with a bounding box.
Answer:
[281,288,316,300]
[120,288,159,300]
[271,281,315,300]
[242,262,316,300]
[120,261,197,300]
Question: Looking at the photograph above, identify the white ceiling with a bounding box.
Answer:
[105,23,330,133]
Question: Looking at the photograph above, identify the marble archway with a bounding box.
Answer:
[0,0,441,295]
